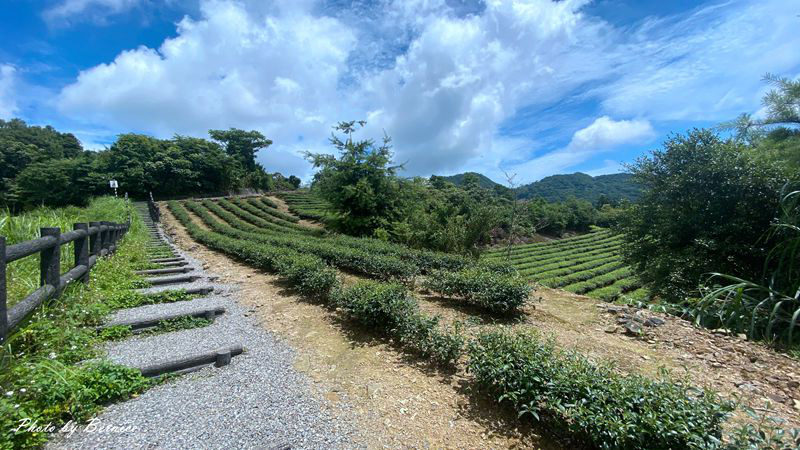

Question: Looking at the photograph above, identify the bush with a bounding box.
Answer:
[619,129,787,302]
[467,330,733,449]
[423,267,531,314]
[169,201,462,366]
[334,281,464,366]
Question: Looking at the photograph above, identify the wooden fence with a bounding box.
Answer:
[0,220,130,343]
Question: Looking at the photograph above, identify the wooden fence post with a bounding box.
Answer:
[40,228,61,294]
[74,223,89,283]
[0,236,7,344]
[101,222,110,252]
[89,221,100,256]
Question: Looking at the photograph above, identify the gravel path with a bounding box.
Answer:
[48,206,361,449]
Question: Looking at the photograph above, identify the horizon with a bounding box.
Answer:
[1,0,799,184]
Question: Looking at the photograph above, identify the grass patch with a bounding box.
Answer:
[0,198,162,448]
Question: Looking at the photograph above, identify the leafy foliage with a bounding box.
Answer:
[0,203,157,448]
[695,188,800,344]
[516,172,641,203]
[306,121,406,236]
[618,129,788,302]
[423,267,531,314]
[467,330,733,449]
[0,119,298,210]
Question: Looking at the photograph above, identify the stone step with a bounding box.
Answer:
[135,266,195,276]
[143,274,200,286]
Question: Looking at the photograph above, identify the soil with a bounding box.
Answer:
[160,203,800,449]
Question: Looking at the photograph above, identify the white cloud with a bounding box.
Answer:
[53,0,800,180]
[596,1,800,121]
[506,116,654,181]
[0,65,18,119]
[58,0,356,178]
[44,0,141,25]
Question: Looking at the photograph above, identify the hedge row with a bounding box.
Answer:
[246,197,300,223]
[486,233,620,263]
[468,330,732,449]
[230,196,300,227]
[563,266,634,294]
[517,249,619,277]
[333,280,463,364]
[586,276,641,301]
[529,254,622,283]
[538,259,626,287]
[188,200,419,280]
[167,200,462,366]
[216,198,310,235]
[511,241,622,271]
[484,229,613,258]
[212,198,500,276]
[423,267,531,314]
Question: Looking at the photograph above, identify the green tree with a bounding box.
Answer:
[208,128,272,171]
[306,121,406,236]
[619,129,788,302]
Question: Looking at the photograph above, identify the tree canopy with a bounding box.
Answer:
[0,119,297,210]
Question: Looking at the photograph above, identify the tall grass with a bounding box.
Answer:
[696,187,800,345]
[0,197,132,308]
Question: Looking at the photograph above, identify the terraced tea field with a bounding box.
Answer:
[483,229,648,302]
[277,191,334,223]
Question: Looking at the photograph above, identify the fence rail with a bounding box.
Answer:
[148,192,160,223]
[0,220,130,343]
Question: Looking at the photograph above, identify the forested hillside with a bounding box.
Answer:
[440,171,640,203]
[517,172,640,202]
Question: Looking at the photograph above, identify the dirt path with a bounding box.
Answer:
[161,205,552,449]
[162,202,800,443]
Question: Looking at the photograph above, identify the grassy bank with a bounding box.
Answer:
[0,197,159,448]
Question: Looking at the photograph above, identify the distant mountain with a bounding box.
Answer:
[439,172,503,190]
[516,172,640,203]
[438,171,640,203]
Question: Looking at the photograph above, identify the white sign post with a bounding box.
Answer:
[109,179,119,198]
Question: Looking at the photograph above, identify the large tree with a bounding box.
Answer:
[209,128,272,171]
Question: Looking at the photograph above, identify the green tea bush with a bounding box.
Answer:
[467,330,733,449]
[424,267,531,314]
[170,200,464,366]
[334,281,463,365]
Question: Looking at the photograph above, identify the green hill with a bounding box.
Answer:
[516,172,640,203]
[439,171,640,203]
[439,172,502,189]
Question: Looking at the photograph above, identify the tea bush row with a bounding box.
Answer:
[423,267,532,314]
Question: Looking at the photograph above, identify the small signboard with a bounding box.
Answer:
[109,180,118,188]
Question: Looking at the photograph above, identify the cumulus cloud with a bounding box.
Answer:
[507,116,654,182]
[44,0,141,25]
[0,65,18,119]
[54,0,800,179]
[59,0,356,178]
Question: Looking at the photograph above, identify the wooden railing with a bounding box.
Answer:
[0,220,130,343]
[148,192,160,223]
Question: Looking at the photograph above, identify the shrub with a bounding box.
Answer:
[334,281,464,365]
[424,266,531,314]
[467,330,733,449]
[619,129,787,302]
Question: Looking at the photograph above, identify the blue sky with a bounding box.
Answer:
[1,0,799,184]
